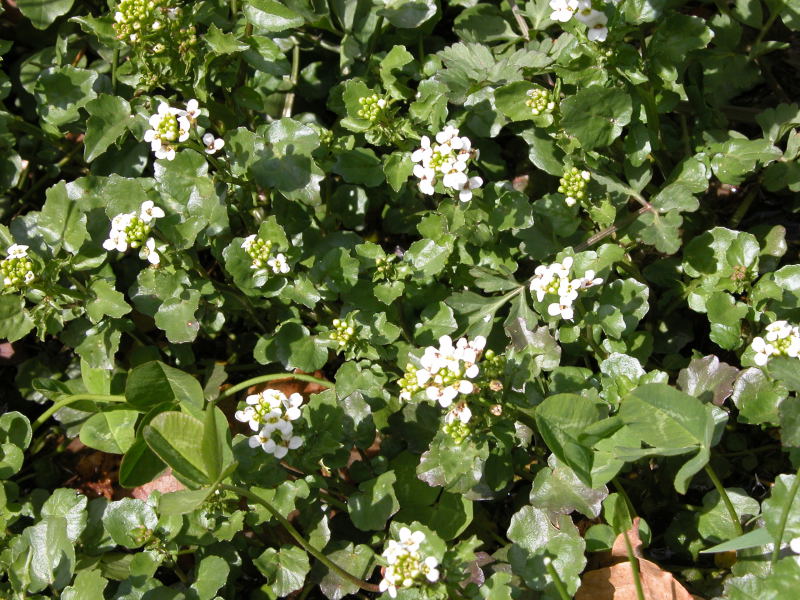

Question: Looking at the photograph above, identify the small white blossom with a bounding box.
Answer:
[416,335,485,408]
[411,126,482,200]
[104,202,165,263]
[139,200,165,223]
[751,320,800,366]
[380,529,440,598]
[530,256,602,322]
[790,537,800,554]
[549,0,579,22]
[202,132,225,154]
[267,253,290,274]
[144,102,191,161]
[182,99,202,123]
[236,389,305,458]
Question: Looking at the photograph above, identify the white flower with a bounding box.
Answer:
[790,537,800,554]
[202,132,225,154]
[765,321,792,342]
[6,244,28,258]
[548,300,575,321]
[549,0,579,22]
[411,136,432,163]
[445,402,472,425]
[144,102,191,161]
[751,337,773,366]
[139,200,165,223]
[267,253,290,274]
[242,234,257,251]
[586,21,609,42]
[436,125,460,144]
[458,176,483,202]
[139,237,162,265]
[182,99,202,123]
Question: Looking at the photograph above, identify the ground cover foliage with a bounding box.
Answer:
[1,0,800,597]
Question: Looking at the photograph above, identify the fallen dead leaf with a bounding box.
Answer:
[131,468,185,500]
[575,518,701,600]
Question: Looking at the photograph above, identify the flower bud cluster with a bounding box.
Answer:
[403,335,486,408]
[241,236,290,275]
[558,167,591,207]
[103,201,165,265]
[526,87,556,116]
[379,528,440,598]
[411,126,483,202]
[114,0,196,53]
[375,255,395,279]
[442,401,472,444]
[235,389,304,459]
[529,256,603,321]
[549,0,611,42]
[357,94,389,122]
[1,244,35,289]
[143,99,223,161]
[751,321,800,366]
[330,318,355,349]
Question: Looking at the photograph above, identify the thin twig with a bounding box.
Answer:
[507,0,530,41]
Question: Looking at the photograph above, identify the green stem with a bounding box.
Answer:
[749,7,781,61]
[217,373,333,402]
[543,557,571,600]
[622,530,646,600]
[31,394,127,434]
[612,477,638,518]
[282,41,301,118]
[770,466,800,565]
[111,48,119,94]
[704,464,744,537]
[729,185,759,228]
[222,484,379,592]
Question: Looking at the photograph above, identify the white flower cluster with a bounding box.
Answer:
[379,528,440,598]
[751,321,800,366]
[144,100,224,161]
[103,201,165,265]
[401,335,486,408]
[442,401,473,443]
[529,256,603,320]
[1,244,35,289]
[549,0,613,42]
[235,389,304,459]
[411,126,483,202]
[241,235,290,275]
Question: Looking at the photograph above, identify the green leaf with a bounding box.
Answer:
[530,455,608,519]
[268,118,320,157]
[253,546,310,597]
[519,128,565,176]
[332,148,384,187]
[125,361,204,412]
[731,367,787,426]
[38,180,87,255]
[560,87,633,150]
[710,138,782,185]
[34,66,97,126]
[697,488,760,545]
[17,0,74,29]
[377,0,437,28]
[762,473,800,547]
[158,487,214,516]
[768,356,800,392]
[0,295,34,342]
[648,15,714,82]
[706,292,748,350]
[102,498,158,548]
[143,411,210,486]
[84,94,131,162]
[119,438,166,488]
[618,383,716,493]
[379,45,415,99]
[244,0,304,32]
[495,81,538,122]
[191,555,230,600]
[319,543,374,600]
[405,237,454,278]
[204,23,249,54]
[701,528,774,553]
[507,505,586,595]
[535,394,602,484]
[61,570,107,600]
[590,279,650,339]
[677,355,739,405]
[383,151,414,192]
[0,411,32,450]
[154,289,201,343]
[348,470,400,530]
[86,279,131,324]
[79,410,138,454]
[255,321,328,372]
